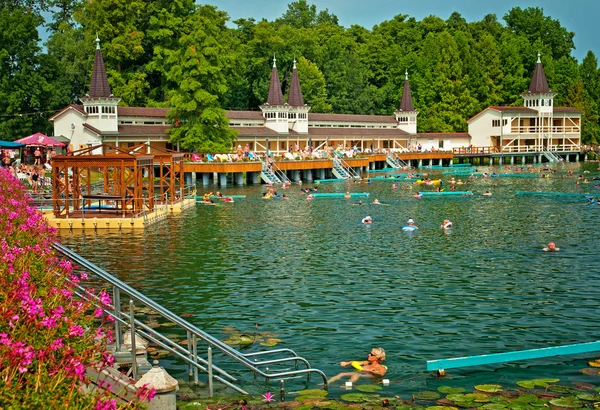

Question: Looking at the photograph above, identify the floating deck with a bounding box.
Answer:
[312,192,370,197]
[419,191,473,196]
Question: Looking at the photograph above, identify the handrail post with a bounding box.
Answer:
[192,334,198,385]
[113,287,122,352]
[208,345,213,397]
[129,299,137,380]
[187,331,192,377]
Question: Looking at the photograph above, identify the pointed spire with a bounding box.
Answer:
[399,70,414,112]
[288,58,305,106]
[266,55,285,105]
[528,53,550,93]
[89,36,112,98]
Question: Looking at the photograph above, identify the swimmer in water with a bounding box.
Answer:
[543,242,560,252]
[328,348,386,384]
[361,216,372,224]
[440,219,452,229]
[373,198,381,204]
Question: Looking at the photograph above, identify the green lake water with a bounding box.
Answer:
[59,162,600,398]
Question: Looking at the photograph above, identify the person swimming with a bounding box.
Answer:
[362,216,372,224]
[344,191,351,199]
[373,199,381,204]
[543,242,560,252]
[328,347,386,384]
[440,219,452,229]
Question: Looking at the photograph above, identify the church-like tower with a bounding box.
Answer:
[260,56,290,134]
[521,53,556,149]
[395,71,418,135]
[80,36,120,132]
[287,59,310,134]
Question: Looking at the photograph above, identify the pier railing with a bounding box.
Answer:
[53,243,327,396]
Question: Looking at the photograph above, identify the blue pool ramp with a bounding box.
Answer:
[427,340,600,372]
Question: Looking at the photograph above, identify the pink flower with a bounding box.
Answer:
[95,398,117,410]
[135,383,157,401]
[41,316,58,328]
[50,338,63,351]
[68,325,84,337]
[94,308,104,318]
[80,272,89,280]
[98,291,112,307]
[263,391,274,403]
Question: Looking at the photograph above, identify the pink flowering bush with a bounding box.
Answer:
[0,168,153,408]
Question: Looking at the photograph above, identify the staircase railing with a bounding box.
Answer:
[260,161,282,184]
[53,243,328,396]
[543,150,562,162]
[332,156,360,179]
[386,154,409,169]
[271,162,291,184]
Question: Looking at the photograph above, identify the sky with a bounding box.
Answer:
[202,0,598,62]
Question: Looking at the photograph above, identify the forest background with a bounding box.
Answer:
[1,0,599,152]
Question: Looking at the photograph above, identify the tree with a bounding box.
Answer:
[503,7,574,60]
[0,6,51,139]
[164,5,237,152]
[295,57,331,112]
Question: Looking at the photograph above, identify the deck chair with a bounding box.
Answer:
[191,154,202,162]
[248,152,255,160]
[206,154,216,162]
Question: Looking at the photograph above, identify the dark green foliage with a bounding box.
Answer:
[1,2,599,145]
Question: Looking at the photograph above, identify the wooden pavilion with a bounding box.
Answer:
[51,144,155,218]
[126,144,185,205]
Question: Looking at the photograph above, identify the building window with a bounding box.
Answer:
[492,119,501,127]
[548,99,552,106]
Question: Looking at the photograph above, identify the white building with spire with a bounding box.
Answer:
[468,54,581,153]
[50,40,579,157]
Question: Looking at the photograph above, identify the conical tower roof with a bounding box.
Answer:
[528,53,550,94]
[287,59,304,106]
[266,56,285,106]
[89,36,112,98]
[399,71,415,112]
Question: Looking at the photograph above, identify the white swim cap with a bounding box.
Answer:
[407,219,414,223]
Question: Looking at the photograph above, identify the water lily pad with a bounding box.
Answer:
[259,341,278,347]
[425,406,458,410]
[480,404,508,410]
[589,360,600,367]
[437,386,465,394]
[577,393,600,401]
[548,385,575,394]
[464,392,490,402]
[297,389,327,397]
[581,368,600,376]
[549,396,583,408]
[238,334,254,344]
[340,393,371,403]
[516,378,559,389]
[414,391,441,401]
[222,326,239,334]
[354,384,382,393]
[475,384,502,393]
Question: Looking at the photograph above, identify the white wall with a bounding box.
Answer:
[53,110,86,143]
[468,110,500,146]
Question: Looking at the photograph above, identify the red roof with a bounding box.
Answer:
[418,133,470,139]
[309,113,398,124]
[118,107,170,117]
[553,107,582,114]
[117,125,170,136]
[49,104,87,121]
[308,128,408,137]
[231,127,284,136]
[226,111,265,120]
[82,123,102,135]
[89,48,112,98]
[468,106,537,122]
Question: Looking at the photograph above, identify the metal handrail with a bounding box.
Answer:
[333,156,360,179]
[52,243,328,395]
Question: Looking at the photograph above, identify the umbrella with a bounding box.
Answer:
[15,132,65,147]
